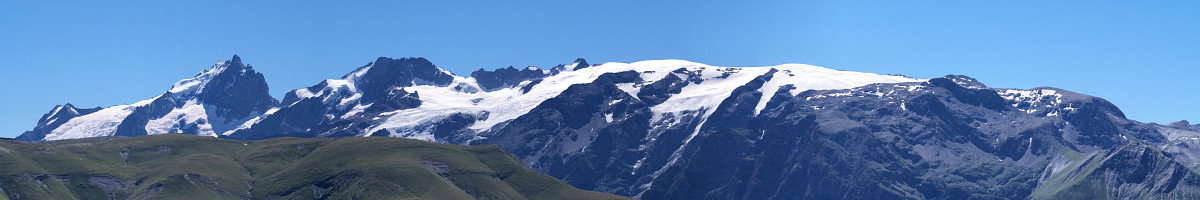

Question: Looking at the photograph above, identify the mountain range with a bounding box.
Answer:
[14,55,1200,199]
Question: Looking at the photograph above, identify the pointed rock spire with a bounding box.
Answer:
[231,54,242,66]
[572,58,590,70]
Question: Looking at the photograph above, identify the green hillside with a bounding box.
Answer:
[0,134,631,200]
[1030,142,1200,199]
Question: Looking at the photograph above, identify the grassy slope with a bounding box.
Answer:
[0,135,630,200]
[1027,146,1108,199]
[1030,142,1200,199]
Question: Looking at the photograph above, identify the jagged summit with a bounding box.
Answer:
[226,56,458,140]
[231,54,242,65]
[545,58,591,74]
[358,57,454,97]
[572,58,590,70]
[172,55,255,94]
[470,65,549,91]
[195,55,247,76]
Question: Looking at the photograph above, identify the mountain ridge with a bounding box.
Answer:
[16,55,1200,199]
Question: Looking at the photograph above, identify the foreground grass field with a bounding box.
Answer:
[0,134,631,200]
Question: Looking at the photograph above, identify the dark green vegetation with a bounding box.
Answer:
[0,134,630,200]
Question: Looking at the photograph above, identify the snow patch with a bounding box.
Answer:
[999,89,1064,115]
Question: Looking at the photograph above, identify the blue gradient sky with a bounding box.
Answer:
[2,1,1198,138]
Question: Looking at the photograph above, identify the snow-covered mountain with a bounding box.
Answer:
[18,55,277,142]
[223,57,919,141]
[19,55,1200,199]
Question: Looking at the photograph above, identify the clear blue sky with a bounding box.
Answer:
[2,1,1198,138]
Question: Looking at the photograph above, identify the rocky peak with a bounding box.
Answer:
[941,74,988,89]
[925,76,1009,111]
[205,55,249,77]
[572,58,590,70]
[37,104,81,127]
[470,65,549,91]
[546,58,590,75]
[111,55,281,137]
[196,55,278,119]
[230,54,242,66]
[1169,120,1191,128]
[170,55,257,96]
[357,57,454,102]
[50,103,79,117]
[1167,120,1199,131]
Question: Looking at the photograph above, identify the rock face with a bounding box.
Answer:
[18,56,1200,199]
[196,55,278,125]
[470,65,549,91]
[17,55,277,142]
